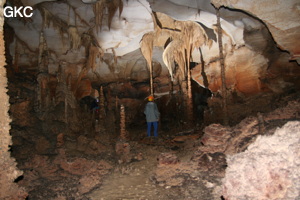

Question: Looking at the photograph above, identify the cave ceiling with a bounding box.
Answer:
[4,0,300,99]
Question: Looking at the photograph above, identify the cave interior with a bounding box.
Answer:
[1,0,300,199]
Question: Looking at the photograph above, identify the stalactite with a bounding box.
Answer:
[161,21,208,87]
[149,62,154,96]
[39,5,81,52]
[87,45,98,71]
[216,7,229,125]
[68,26,81,50]
[82,33,92,56]
[178,21,208,96]
[93,0,105,32]
[71,68,87,99]
[39,3,91,55]
[199,48,209,88]
[163,39,186,93]
[107,0,123,30]
[86,44,104,71]
[163,40,185,81]
[140,32,154,96]
[39,6,66,38]
[162,20,209,127]
[111,48,118,65]
[179,21,191,78]
[93,0,123,32]
[140,16,210,96]
[38,31,44,71]
[139,16,210,128]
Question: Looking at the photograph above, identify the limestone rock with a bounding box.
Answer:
[157,152,179,165]
[222,121,300,200]
[211,0,300,63]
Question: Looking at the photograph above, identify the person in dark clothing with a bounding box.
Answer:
[144,95,160,137]
[91,98,99,114]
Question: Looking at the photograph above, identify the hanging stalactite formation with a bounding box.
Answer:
[93,0,124,32]
[140,14,210,127]
[140,32,155,96]
[140,13,210,92]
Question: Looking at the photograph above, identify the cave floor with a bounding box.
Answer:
[87,138,185,200]
[17,124,218,200]
[13,91,300,200]
[16,117,299,199]
[88,130,218,200]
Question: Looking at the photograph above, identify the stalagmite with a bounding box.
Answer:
[37,31,44,110]
[99,86,106,120]
[116,104,131,163]
[216,8,229,125]
[55,64,76,124]
[94,86,106,133]
[36,31,49,111]
[119,104,128,141]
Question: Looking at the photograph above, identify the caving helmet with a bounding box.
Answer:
[148,95,154,101]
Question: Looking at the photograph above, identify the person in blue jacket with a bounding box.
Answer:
[144,95,160,137]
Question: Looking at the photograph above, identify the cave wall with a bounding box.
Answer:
[0,0,27,198]
[0,0,300,199]
[211,0,300,64]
